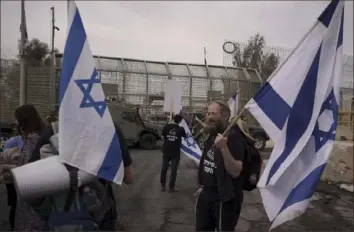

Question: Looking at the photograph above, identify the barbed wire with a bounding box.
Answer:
[223,39,353,89]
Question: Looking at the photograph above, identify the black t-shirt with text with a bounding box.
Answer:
[201,135,218,191]
[162,123,186,154]
[201,126,245,196]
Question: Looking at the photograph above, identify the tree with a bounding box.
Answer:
[233,33,280,80]
[17,38,59,66]
[0,38,60,122]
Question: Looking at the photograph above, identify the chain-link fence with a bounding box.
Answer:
[54,54,263,124]
[0,58,56,124]
[2,43,351,128]
[1,54,263,125]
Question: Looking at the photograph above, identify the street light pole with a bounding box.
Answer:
[19,0,26,106]
[51,7,55,64]
[50,6,60,105]
[51,6,56,105]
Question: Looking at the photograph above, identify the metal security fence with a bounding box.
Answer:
[2,52,352,129]
[0,59,56,124]
[54,54,263,124]
[0,55,263,125]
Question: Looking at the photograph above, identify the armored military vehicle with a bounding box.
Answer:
[107,103,163,149]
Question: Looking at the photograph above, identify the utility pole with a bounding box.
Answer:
[51,7,55,65]
[19,0,26,106]
[51,6,60,105]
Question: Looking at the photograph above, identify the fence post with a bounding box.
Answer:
[143,60,149,116]
[51,57,56,106]
[121,58,126,101]
[186,64,193,109]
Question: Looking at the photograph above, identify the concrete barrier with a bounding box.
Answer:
[336,125,353,141]
[322,141,353,185]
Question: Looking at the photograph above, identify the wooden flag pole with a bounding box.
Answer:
[195,116,206,127]
[222,108,246,136]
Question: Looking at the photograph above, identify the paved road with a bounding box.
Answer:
[1,149,353,231]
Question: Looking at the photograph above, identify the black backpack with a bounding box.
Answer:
[240,133,263,191]
[42,165,100,231]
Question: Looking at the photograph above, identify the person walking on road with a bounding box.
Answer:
[195,101,246,231]
[160,114,186,192]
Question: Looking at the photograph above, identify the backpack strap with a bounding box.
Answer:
[227,125,251,163]
[64,165,79,212]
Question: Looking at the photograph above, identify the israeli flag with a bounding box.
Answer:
[227,91,240,120]
[245,0,344,229]
[59,0,124,185]
[179,119,202,165]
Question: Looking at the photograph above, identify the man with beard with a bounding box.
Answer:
[195,101,245,231]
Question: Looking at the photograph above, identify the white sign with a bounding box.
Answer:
[163,80,182,114]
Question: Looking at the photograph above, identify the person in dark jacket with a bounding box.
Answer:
[195,100,245,232]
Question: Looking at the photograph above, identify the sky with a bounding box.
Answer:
[1,0,353,66]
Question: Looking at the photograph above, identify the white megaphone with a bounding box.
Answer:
[11,124,95,201]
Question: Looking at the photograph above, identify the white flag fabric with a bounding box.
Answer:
[245,0,344,229]
[59,0,124,185]
[179,119,202,165]
[227,91,239,120]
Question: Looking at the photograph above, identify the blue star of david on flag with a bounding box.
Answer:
[243,0,344,229]
[184,132,197,149]
[313,90,338,152]
[75,69,107,117]
[59,0,124,185]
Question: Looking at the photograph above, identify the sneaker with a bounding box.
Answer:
[161,186,166,192]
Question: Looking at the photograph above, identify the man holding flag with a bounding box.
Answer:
[195,100,246,231]
[243,0,344,230]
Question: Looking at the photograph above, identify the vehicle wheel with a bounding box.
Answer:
[253,135,266,151]
[140,133,157,150]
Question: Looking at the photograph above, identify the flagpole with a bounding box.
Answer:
[265,20,319,83]
[19,0,26,106]
[204,47,207,66]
